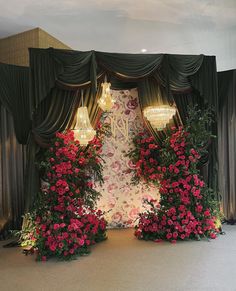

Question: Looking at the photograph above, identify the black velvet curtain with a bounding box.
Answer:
[0,104,26,232]
[0,48,219,231]
[0,63,31,144]
[0,63,29,232]
[218,70,236,221]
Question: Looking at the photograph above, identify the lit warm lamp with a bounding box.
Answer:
[73,107,96,146]
[143,105,176,130]
[72,90,96,146]
[98,76,114,111]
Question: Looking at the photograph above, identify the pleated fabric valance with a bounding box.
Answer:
[29,48,217,112]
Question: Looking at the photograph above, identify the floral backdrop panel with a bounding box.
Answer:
[95,88,159,228]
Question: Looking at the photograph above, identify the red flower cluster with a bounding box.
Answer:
[35,206,106,260]
[35,129,107,261]
[130,133,160,186]
[131,127,219,242]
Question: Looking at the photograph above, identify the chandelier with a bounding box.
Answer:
[143,105,176,130]
[72,91,96,146]
[98,76,114,111]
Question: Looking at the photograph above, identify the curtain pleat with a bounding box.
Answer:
[0,104,26,231]
[0,63,30,144]
[218,70,236,221]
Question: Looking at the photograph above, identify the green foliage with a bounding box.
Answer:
[13,213,36,247]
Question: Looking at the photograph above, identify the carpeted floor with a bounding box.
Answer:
[0,225,236,291]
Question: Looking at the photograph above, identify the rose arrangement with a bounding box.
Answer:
[29,122,109,261]
[39,127,105,208]
[35,204,107,261]
[128,106,220,242]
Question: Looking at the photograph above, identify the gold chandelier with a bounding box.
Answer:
[143,105,176,130]
[98,76,114,111]
[72,91,96,146]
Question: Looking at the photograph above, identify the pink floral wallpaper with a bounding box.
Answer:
[95,89,159,228]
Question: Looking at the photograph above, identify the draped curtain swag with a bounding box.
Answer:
[0,48,218,230]
[218,70,236,221]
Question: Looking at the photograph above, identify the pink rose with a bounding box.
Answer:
[69,249,74,254]
[173,232,178,239]
[210,233,216,239]
[78,238,85,246]
[204,210,211,217]
[166,233,172,239]
[58,242,64,249]
[49,244,56,252]
[53,224,60,230]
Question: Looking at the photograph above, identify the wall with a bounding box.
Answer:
[96,88,159,228]
[0,27,71,66]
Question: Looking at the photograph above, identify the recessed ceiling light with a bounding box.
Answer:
[141,48,147,53]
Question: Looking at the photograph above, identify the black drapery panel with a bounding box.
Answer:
[189,56,218,194]
[173,91,204,123]
[0,63,31,145]
[0,104,26,232]
[33,88,79,145]
[190,56,218,108]
[218,70,236,221]
[0,63,30,232]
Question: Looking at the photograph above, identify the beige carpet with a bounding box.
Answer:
[0,226,236,291]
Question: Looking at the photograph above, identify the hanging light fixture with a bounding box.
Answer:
[73,90,96,146]
[98,75,114,111]
[143,105,176,130]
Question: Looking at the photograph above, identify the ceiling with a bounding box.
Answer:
[0,0,235,71]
